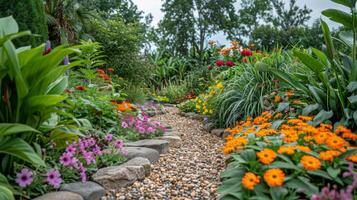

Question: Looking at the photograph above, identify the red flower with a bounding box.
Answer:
[75,86,86,91]
[96,69,105,74]
[241,57,248,63]
[241,48,252,56]
[208,65,213,70]
[226,60,235,67]
[43,48,52,55]
[108,68,114,72]
[215,60,225,67]
[64,89,73,94]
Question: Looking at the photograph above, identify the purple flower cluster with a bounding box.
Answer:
[311,163,357,200]
[15,168,62,189]
[60,136,125,182]
[121,113,166,135]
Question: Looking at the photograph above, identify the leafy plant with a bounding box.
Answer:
[272,0,357,128]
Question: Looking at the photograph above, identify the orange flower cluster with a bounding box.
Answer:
[242,172,260,190]
[223,136,248,154]
[319,150,341,162]
[111,101,134,112]
[97,69,112,82]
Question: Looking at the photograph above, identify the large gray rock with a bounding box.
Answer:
[61,181,105,200]
[210,129,225,137]
[156,135,182,148]
[124,147,160,163]
[92,157,151,190]
[125,139,169,154]
[33,192,83,200]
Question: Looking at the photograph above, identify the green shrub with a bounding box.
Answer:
[0,0,48,46]
[157,81,189,103]
[178,99,196,113]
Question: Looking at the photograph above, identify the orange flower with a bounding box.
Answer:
[108,68,114,72]
[314,132,328,144]
[294,145,311,152]
[242,172,260,190]
[287,119,303,125]
[319,150,341,162]
[274,112,283,119]
[257,148,277,165]
[346,154,357,163]
[260,123,272,129]
[298,116,314,122]
[223,137,248,154]
[342,132,357,140]
[256,129,278,137]
[285,91,294,97]
[300,155,321,171]
[116,102,134,112]
[274,96,281,103]
[326,135,348,150]
[282,130,299,143]
[278,146,295,155]
[264,169,285,187]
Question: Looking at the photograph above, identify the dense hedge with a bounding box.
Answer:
[0,0,48,46]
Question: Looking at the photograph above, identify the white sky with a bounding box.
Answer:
[132,0,346,44]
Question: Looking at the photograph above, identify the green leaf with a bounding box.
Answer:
[322,9,353,28]
[26,95,66,109]
[270,161,300,170]
[285,177,319,196]
[0,185,14,200]
[327,167,341,179]
[0,138,45,167]
[348,95,357,104]
[294,50,325,73]
[277,103,290,112]
[307,170,333,180]
[0,16,18,36]
[270,187,288,200]
[313,110,333,125]
[0,123,40,137]
[339,31,354,47]
[321,20,335,61]
[331,0,356,8]
[46,76,68,95]
[347,81,357,92]
[272,120,284,129]
[302,104,320,116]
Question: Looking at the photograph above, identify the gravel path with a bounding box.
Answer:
[114,106,225,200]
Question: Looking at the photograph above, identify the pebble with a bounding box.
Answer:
[107,107,224,199]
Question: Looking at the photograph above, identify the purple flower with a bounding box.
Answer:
[46,169,62,188]
[80,171,87,182]
[63,56,70,65]
[105,134,113,142]
[121,122,129,128]
[15,168,33,188]
[66,145,76,155]
[59,152,74,166]
[83,151,95,165]
[92,145,102,156]
[114,140,124,149]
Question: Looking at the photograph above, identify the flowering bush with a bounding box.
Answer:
[219,111,357,199]
[194,81,224,115]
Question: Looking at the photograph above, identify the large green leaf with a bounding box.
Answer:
[347,81,357,92]
[26,95,66,109]
[313,110,334,125]
[339,31,354,47]
[348,95,357,104]
[302,104,320,116]
[46,76,68,95]
[322,9,353,28]
[0,16,18,36]
[285,177,318,196]
[294,50,325,74]
[0,185,14,200]
[0,138,45,167]
[332,0,356,8]
[0,123,40,137]
[321,20,335,61]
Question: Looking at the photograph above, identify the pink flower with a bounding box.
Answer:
[137,126,146,134]
[147,127,156,133]
[83,152,95,165]
[66,145,76,155]
[121,122,129,128]
[16,168,33,188]
[114,140,124,149]
[226,60,235,67]
[80,171,87,182]
[215,60,225,67]
[59,153,74,166]
[92,145,102,156]
[46,169,62,188]
[105,134,113,142]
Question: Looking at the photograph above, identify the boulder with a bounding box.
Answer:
[125,139,169,154]
[124,147,160,163]
[92,157,151,190]
[61,181,105,200]
[210,129,225,137]
[156,135,182,148]
[33,192,83,200]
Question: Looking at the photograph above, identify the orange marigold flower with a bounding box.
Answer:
[285,91,294,97]
[298,116,314,122]
[346,154,357,163]
[116,102,134,112]
[300,155,321,171]
[274,112,283,119]
[320,124,333,130]
[274,96,282,103]
[264,169,285,187]
[335,126,352,135]
[326,136,348,150]
[314,132,328,144]
[256,129,278,137]
[277,146,295,155]
[319,150,341,162]
[257,148,277,165]
[294,145,311,152]
[287,119,303,125]
[223,137,248,154]
[242,172,260,190]
[342,132,357,140]
[282,130,299,143]
[260,123,272,129]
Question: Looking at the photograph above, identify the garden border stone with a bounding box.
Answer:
[33,191,84,200]
[125,139,169,154]
[124,147,160,163]
[61,181,105,200]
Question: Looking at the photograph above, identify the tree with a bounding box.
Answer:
[233,0,272,39]
[271,0,312,29]
[158,0,237,60]
[0,0,48,46]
